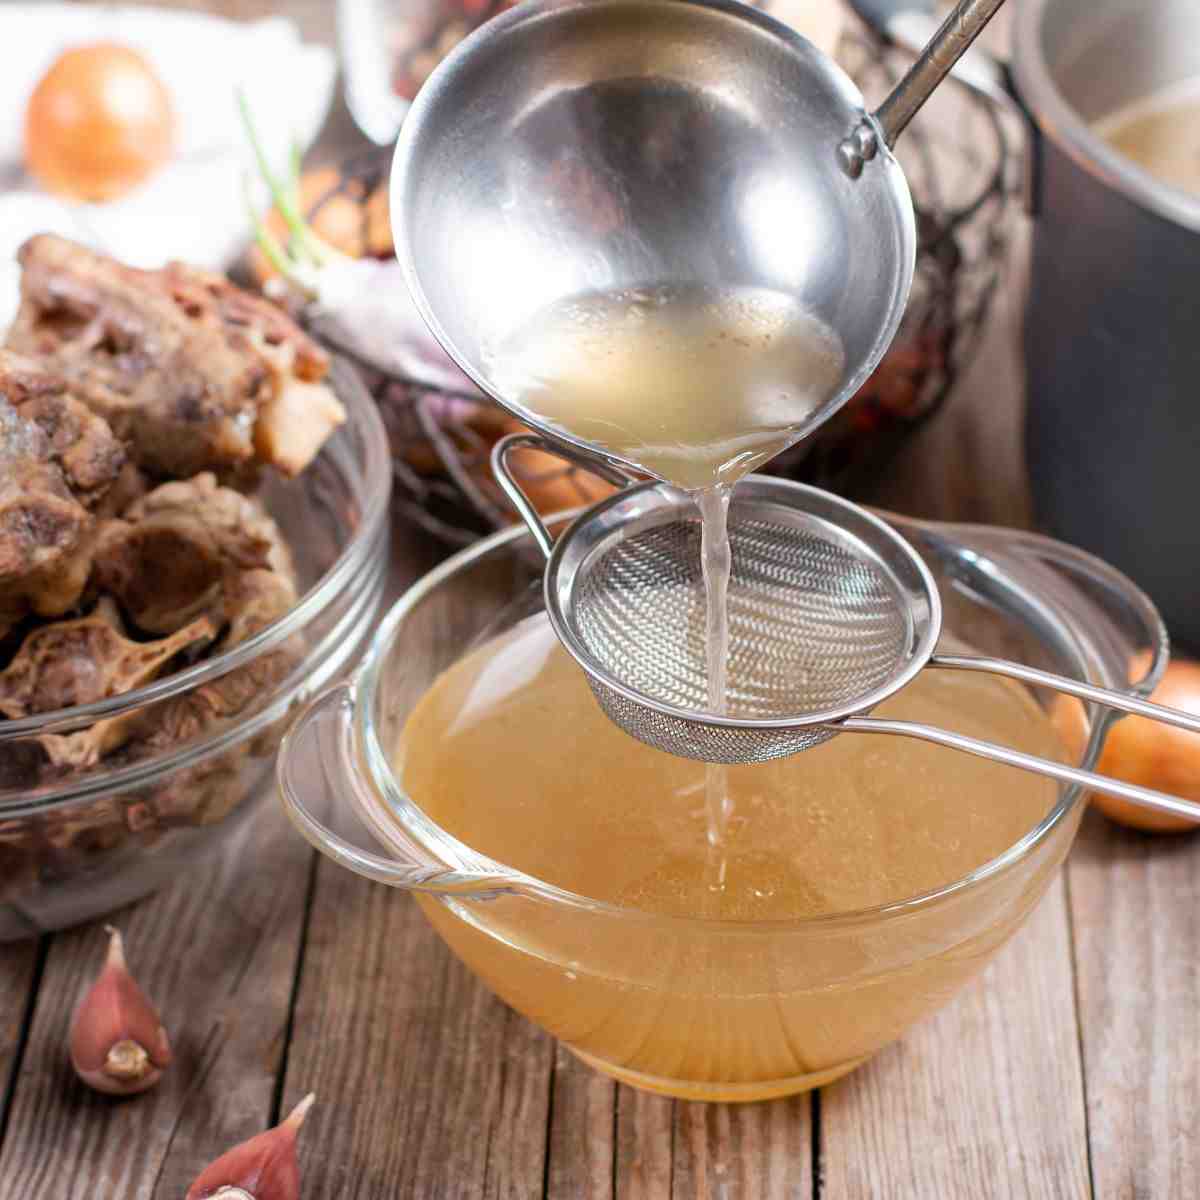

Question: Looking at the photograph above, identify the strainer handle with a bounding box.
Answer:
[491,433,637,560]
[840,715,1200,823]
[930,654,1200,736]
[839,0,1007,176]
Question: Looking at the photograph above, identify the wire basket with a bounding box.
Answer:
[310,27,1017,547]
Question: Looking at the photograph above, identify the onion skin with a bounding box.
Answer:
[25,43,175,203]
[1092,659,1200,832]
[69,926,171,1095]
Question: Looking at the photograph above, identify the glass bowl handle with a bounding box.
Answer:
[278,682,528,897]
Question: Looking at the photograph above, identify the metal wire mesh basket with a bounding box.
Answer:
[311,24,1017,547]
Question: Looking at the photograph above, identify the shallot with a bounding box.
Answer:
[1094,657,1200,833]
[186,1094,316,1200]
[69,926,170,1095]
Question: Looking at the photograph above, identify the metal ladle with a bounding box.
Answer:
[391,0,1007,476]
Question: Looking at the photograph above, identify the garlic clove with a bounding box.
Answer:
[187,1094,315,1200]
[69,925,170,1096]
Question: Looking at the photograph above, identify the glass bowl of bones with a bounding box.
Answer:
[0,234,390,940]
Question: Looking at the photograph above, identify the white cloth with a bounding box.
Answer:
[0,4,335,330]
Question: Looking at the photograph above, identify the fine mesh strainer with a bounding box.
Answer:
[495,434,1200,824]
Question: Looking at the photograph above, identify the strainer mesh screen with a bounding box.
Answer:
[567,512,913,761]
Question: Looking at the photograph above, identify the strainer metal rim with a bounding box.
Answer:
[543,474,944,732]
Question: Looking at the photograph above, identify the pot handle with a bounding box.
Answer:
[491,433,637,560]
[846,0,1014,107]
[278,682,528,897]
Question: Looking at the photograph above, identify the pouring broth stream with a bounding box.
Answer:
[487,284,845,855]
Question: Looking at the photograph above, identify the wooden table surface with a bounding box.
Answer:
[2,3,1198,1197]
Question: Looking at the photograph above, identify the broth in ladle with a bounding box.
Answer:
[485,283,845,492]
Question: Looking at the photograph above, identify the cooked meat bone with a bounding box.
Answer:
[0,599,217,770]
[0,599,215,719]
[0,399,87,588]
[1,349,126,506]
[138,567,299,753]
[93,472,294,635]
[6,235,344,478]
[0,351,125,635]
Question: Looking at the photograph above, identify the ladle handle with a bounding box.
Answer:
[848,0,1012,108]
[929,654,1200,736]
[492,433,637,560]
[841,715,1200,824]
[839,0,1008,175]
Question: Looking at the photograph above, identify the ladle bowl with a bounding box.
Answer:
[391,0,923,473]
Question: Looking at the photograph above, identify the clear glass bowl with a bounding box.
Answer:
[0,361,391,941]
[280,506,1164,1101]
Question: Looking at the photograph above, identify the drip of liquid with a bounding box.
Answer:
[699,485,733,717]
[395,615,1063,921]
[1094,76,1200,197]
[484,284,846,491]
[698,484,733,904]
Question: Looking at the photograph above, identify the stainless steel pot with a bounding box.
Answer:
[860,0,1200,649]
[1013,0,1200,652]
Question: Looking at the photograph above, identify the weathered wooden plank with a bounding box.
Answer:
[672,1097,812,1199]
[556,1053,813,1200]
[616,1086,675,1199]
[1068,810,1200,1200]
[280,875,553,1199]
[0,796,312,1199]
[820,874,1090,1200]
[278,514,551,1198]
[0,939,42,1146]
[546,1043,617,1200]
